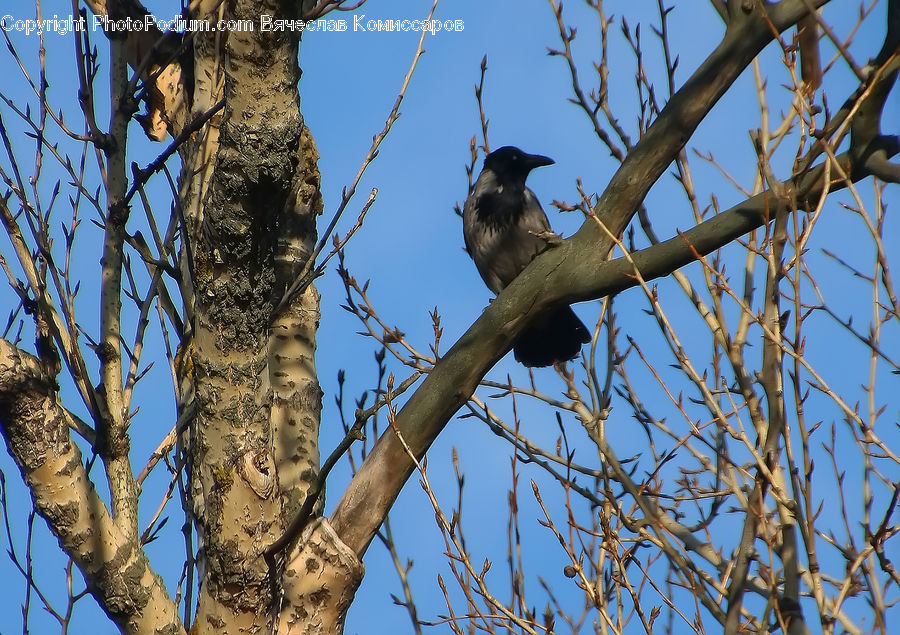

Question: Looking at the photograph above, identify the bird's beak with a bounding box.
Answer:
[524,153,555,170]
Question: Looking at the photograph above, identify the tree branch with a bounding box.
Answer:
[329,0,900,558]
[0,339,184,635]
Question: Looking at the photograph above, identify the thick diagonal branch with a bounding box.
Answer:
[328,0,900,558]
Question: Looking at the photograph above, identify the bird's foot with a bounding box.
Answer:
[531,230,563,247]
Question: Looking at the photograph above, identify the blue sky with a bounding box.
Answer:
[1,1,898,633]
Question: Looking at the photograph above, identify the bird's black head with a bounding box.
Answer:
[483,146,554,183]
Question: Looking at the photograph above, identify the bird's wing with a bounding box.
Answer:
[463,176,557,293]
[521,188,552,234]
[462,192,476,256]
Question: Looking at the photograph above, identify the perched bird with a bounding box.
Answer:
[463,146,590,367]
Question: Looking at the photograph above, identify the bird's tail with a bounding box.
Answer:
[514,306,591,368]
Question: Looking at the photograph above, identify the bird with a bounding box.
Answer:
[463,146,590,367]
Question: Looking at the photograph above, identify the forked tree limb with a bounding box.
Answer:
[327,0,897,562]
[0,339,184,635]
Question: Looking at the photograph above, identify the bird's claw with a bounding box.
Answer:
[531,230,563,247]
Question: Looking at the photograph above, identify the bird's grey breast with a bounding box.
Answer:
[463,171,551,293]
